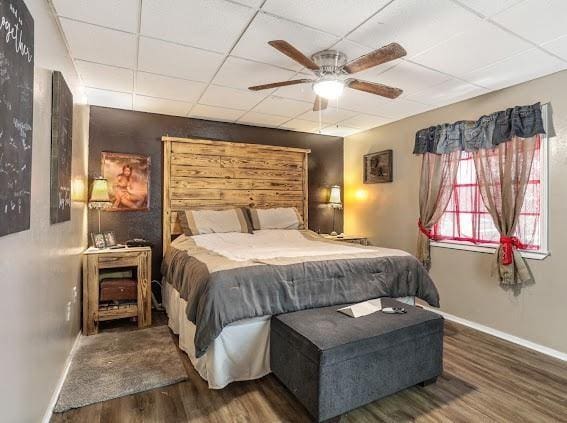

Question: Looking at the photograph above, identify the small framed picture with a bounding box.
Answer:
[91,232,106,249]
[103,231,117,247]
[364,149,393,184]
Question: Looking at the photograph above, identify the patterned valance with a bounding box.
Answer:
[413,102,545,154]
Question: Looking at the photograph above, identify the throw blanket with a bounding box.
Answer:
[162,231,440,358]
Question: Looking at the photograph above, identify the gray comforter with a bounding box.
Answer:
[162,232,440,358]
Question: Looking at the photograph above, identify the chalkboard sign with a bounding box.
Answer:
[50,71,73,224]
[0,0,34,237]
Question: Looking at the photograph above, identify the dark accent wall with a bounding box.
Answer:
[88,106,344,279]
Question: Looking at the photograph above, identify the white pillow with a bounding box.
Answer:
[248,207,304,230]
[179,208,253,235]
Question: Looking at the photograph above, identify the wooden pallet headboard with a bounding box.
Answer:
[162,136,311,253]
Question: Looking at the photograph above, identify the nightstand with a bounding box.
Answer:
[320,234,369,246]
[82,246,152,335]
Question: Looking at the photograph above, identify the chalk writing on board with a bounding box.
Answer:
[50,71,73,224]
[0,0,34,237]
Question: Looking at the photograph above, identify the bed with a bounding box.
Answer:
[160,137,439,389]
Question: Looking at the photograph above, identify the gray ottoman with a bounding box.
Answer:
[270,299,444,422]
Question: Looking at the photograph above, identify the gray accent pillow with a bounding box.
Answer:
[248,207,304,230]
[178,208,253,235]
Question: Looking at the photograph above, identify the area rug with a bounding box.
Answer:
[54,326,187,412]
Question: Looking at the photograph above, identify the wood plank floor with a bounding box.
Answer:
[52,313,567,423]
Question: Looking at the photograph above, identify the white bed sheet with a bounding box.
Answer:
[189,229,409,261]
[164,281,415,389]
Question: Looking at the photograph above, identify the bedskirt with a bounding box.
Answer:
[163,282,416,389]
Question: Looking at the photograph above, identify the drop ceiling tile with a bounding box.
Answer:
[320,125,361,137]
[136,72,206,103]
[492,0,567,45]
[138,37,224,81]
[52,0,140,32]
[213,56,298,91]
[347,0,480,57]
[85,88,133,109]
[360,60,450,96]
[200,85,268,110]
[463,48,566,90]
[542,35,567,61]
[411,20,531,77]
[134,95,192,117]
[232,13,339,71]
[141,0,255,53]
[338,90,430,119]
[458,0,523,17]
[262,0,390,37]
[407,78,488,107]
[189,104,245,122]
[279,119,323,133]
[298,107,358,124]
[232,0,264,7]
[238,111,290,127]
[338,114,391,130]
[252,96,312,117]
[60,18,137,68]
[75,60,133,92]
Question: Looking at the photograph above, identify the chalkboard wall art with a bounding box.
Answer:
[50,71,73,224]
[0,0,34,237]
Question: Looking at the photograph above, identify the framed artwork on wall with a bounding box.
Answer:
[101,152,150,211]
[0,0,34,237]
[363,150,393,184]
[50,71,73,224]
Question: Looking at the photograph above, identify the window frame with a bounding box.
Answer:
[430,104,550,261]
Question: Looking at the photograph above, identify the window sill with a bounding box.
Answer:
[430,240,550,260]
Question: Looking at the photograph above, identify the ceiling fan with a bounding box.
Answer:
[248,40,407,112]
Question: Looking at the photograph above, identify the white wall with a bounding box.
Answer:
[0,1,88,422]
[344,70,567,355]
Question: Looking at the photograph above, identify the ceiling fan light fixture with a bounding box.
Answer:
[313,79,344,100]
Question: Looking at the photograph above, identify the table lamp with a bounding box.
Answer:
[328,185,342,236]
[88,177,112,233]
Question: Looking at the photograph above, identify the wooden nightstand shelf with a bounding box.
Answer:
[320,234,369,246]
[82,246,152,335]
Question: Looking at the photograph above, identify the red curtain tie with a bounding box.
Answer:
[418,219,433,238]
[500,236,525,265]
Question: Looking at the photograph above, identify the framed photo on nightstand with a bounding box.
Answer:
[103,231,117,247]
[91,232,106,249]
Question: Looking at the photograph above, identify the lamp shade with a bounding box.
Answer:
[88,177,111,209]
[328,185,342,206]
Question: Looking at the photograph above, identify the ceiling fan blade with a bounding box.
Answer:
[268,40,320,71]
[313,95,328,111]
[343,42,407,74]
[248,78,313,91]
[346,79,403,99]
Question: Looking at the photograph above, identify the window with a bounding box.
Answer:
[430,105,549,259]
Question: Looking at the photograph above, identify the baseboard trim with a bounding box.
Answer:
[423,306,567,362]
[42,331,82,423]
